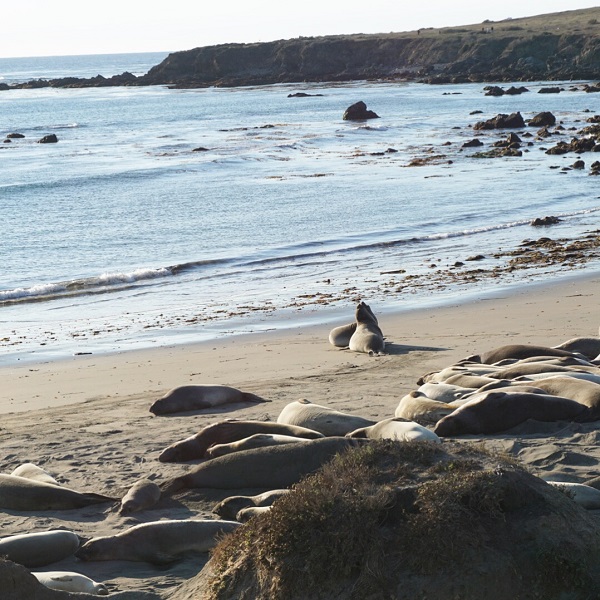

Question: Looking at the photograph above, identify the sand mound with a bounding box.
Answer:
[171,440,600,600]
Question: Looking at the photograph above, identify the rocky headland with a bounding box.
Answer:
[3,7,600,91]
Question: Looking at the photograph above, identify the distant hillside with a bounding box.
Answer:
[139,8,600,87]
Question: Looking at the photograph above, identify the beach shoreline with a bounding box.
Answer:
[3,269,598,415]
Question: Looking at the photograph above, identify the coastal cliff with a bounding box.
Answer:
[4,7,600,90]
[140,7,600,87]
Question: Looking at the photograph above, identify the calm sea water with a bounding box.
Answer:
[1,53,599,364]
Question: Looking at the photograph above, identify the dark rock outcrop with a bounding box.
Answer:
[37,134,58,144]
[528,111,556,127]
[342,101,379,120]
[474,112,525,130]
[531,216,561,226]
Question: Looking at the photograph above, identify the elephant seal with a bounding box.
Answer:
[349,301,385,355]
[0,474,115,510]
[277,399,376,436]
[444,374,504,389]
[10,463,59,486]
[213,489,289,520]
[158,419,324,462]
[161,437,370,495]
[469,344,583,364]
[205,433,305,459]
[553,337,600,360]
[328,322,357,348]
[32,571,108,595]
[394,391,459,425]
[489,361,597,380]
[515,371,600,385]
[236,505,272,522]
[0,530,80,568]
[150,384,269,415]
[119,479,161,515]
[346,418,441,443]
[434,391,590,437]
[417,382,474,403]
[75,519,240,565]
[546,481,600,509]
[514,376,600,418]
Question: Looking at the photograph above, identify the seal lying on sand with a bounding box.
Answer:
[119,479,161,515]
[468,344,584,364]
[0,474,115,511]
[10,463,59,486]
[213,489,289,520]
[277,399,376,436]
[76,519,240,565]
[32,571,108,595]
[328,322,357,348]
[434,390,590,436]
[346,418,441,443]
[205,433,305,459]
[553,337,600,361]
[158,420,324,462]
[349,301,385,355]
[0,530,80,568]
[161,437,370,495]
[394,391,460,425]
[150,384,269,415]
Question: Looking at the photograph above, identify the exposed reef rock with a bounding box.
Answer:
[2,8,600,91]
[342,101,379,120]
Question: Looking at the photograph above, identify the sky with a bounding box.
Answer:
[1,0,599,58]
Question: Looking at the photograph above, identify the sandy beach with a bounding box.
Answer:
[1,271,599,597]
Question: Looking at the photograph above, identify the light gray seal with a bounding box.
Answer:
[119,479,161,515]
[346,417,441,443]
[348,301,385,355]
[205,433,305,459]
[161,437,370,495]
[75,519,240,564]
[277,399,376,436]
[434,390,590,437]
[394,391,460,425]
[32,571,108,595]
[158,419,324,463]
[236,505,272,522]
[0,474,115,510]
[328,322,357,348]
[0,530,80,568]
[213,489,289,520]
[150,384,269,415]
[10,463,59,486]
[546,481,600,510]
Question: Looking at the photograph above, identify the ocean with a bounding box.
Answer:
[1,52,599,364]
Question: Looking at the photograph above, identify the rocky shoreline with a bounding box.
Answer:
[3,8,600,91]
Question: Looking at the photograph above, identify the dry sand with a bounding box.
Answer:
[0,272,599,597]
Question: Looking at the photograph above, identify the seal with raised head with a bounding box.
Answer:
[434,390,590,437]
[119,479,161,515]
[348,301,385,355]
[150,384,269,415]
[32,571,108,595]
[161,437,370,495]
[205,433,305,459]
[346,417,441,443]
[75,519,240,565]
[277,399,376,436]
[213,489,289,520]
[0,530,80,568]
[158,419,324,463]
[0,474,115,511]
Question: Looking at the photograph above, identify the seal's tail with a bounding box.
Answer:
[242,392,271,403]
